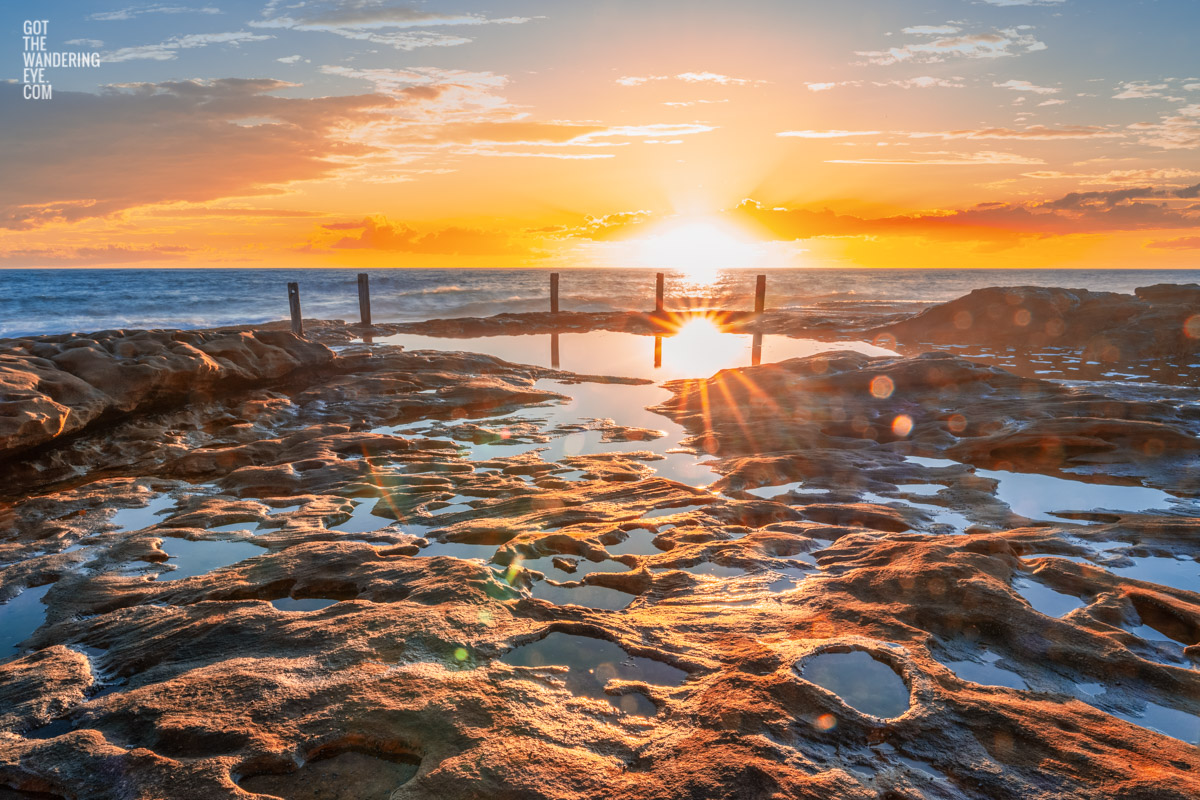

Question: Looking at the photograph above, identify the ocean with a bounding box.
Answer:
[1,267,1197,339]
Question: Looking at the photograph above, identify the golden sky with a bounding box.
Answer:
[2,0,1198,270]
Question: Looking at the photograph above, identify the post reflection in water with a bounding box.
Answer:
[550,332,560,369]
[654,335,662,369]
[752,333,762,367]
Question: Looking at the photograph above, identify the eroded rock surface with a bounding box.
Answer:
[2,310,1198,800]
[874,284,1200,361]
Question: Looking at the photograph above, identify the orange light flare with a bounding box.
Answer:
[628,216,782,285]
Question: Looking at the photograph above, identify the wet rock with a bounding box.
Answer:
[874,284,1200,361]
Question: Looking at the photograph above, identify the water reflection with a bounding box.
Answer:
[381,318,891,383]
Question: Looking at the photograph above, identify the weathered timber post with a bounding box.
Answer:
[357,273,371,326]
[655,272,665,313]
[754,274,766,314]
[654,335,662,369]
[550,333,560,368]
[751,333,763,367]
[550,272,560,314]
[287,282,303,337]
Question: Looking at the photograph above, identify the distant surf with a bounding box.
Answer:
[1,267,1197,338]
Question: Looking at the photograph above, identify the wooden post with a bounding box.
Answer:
[754,274,766,314]
[655,272,664,313]
[550,272,560,314]
[287,282,303,337]
[751,333,763,367]
[550,333,560,368]
[357,273,371,326]
[654,335,662,369]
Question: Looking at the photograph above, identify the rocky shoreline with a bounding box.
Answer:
[1,285,1197,799]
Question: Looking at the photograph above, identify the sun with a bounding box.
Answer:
[633,218,763,283]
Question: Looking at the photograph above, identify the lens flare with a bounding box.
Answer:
[870,375,895,399]
[892,414,913,437]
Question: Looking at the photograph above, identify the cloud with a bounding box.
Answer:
[776,125,1120,142]
[1147,236,1200,250]
[0,79,393,229]
[729,185,1198,241]
[977,0,1066,5]
[778,130,883,138]
[1128,103,1200,149]
[995,79,1058,94]
[826,151,1044,165]
[319,65,510,115]
[617,72,761,86]
[88,4,221,21]
[856,24,1046,66]
[147,206,327,217]
[101,31,272,62]
[65,38,105,48]
[251,1,533,50]
[663,99,729,107]
[888,76,965,89]
[805,77,962,91]
[1113,81,1171,100]
[0,244,192,265]
[312,216,526,255]
[276,54,309,64]
[915,125,1121,140]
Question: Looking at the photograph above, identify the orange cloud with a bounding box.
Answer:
[0,79,394,229]
[308,216,528,256]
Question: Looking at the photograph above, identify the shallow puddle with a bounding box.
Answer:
[327,502,397,534]
[519,555,629,582]
[238,750,419,800]
[657,561,747,578]
[1103,555,1199,594]
[1012,577,1086,618]
[500,631,686,715]
[1,583,52,659]
[415,540,495,561]
[377,328,891,383]
[528,581,635,611]
[799,650,910,718]
[937,649,1027,690]
[979,468,1183,520]
[642,503,706,519]
[1073,684,1200,745]
[744,481,805,500]
[272,598,338,612]
[605,528,663,556]
[108,493,176,532]
[155,538,266,582]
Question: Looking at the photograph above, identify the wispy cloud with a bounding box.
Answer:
[617,72,762,86]
[1147,236,1200,250]
[856,24,1046,65]
[101,31,272,62]
[308,216,527,255]
[977,0,1066,5]
[995,79,1059,94]
[826,150,1044,165]
[806,77,963,91]
[251,2,533,50]
[1114,81,1171,100]
[1127,103,1200,149]
[778,130,883,138]
[88,4,220,21]
[777,125,1120,141]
